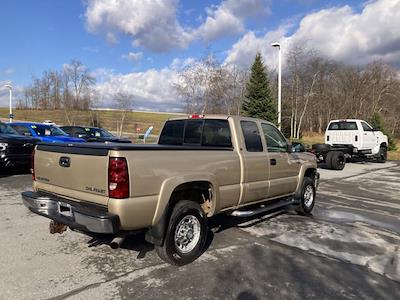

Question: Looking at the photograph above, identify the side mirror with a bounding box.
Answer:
[291,142,306,153]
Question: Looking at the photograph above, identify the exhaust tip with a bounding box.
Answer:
[109,236,125,249]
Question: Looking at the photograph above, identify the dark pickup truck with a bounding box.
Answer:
[60,126,131,143]
[0,122,39,169]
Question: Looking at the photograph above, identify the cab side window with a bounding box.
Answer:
[361,122,373,132]
[13,125,32,136]
[261,123,287,152]
[240,121,263,152]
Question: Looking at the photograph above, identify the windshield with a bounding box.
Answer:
[31,124,68,136]
[0,123,18,135]
[86,128,115,138]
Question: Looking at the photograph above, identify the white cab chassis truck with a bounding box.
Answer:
[311,119,388,170]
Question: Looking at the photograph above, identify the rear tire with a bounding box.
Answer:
[326,151,345,170]
[377,147,387,163]
[155,200,208,266]
[295,177,316,215]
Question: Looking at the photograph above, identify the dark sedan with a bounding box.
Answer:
[0,122,39,169]
[60,126,131,143]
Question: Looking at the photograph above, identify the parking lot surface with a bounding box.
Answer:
[1,162,399,299]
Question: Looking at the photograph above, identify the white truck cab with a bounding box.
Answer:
[325,119,388,156]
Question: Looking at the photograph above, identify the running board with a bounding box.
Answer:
[230,198,296,217]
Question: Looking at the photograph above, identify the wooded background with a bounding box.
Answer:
[16,48,400,140]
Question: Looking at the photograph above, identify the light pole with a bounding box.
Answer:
[271,42,281,130]
[4,84,13,123]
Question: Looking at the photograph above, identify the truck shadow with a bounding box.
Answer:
[83,207,293,261]
[0,166,31,178]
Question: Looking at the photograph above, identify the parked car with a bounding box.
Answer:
[311,119,388,170]
[22,115,319,265]
[0,122,39,168]
[60,126,131,143]
[9,122,86,144]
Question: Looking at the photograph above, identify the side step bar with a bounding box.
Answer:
[230,198,296,217]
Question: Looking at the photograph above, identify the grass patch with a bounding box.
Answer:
[0,108,181,135]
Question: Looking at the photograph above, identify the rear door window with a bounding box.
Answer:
[240,121,263,152]
[202,120,232,147]
[11,125,32,136]
[328,122,358,130]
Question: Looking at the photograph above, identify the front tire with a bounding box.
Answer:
[377,146,387,163]
[155,200,208,266]
[295,177,316,215]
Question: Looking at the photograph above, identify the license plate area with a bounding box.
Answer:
[58,202,72,217]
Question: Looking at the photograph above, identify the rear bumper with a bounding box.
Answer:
[21,191,120,234]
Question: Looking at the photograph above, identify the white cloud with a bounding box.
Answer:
[84,0,270,52]
[225,0,400,68]
[197,0,270,41]
[94,67,182,112]
[85,0,193,52]
[122,51,143,63]
[290,0,400,65]
[224,25,290,70]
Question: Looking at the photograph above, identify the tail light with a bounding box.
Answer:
[189,114,204,119]
[108,157,129,199]
[355,135,358,142]
[31,148,35,181]
[327,135,330,141]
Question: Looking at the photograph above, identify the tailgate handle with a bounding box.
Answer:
[59,157,71,168]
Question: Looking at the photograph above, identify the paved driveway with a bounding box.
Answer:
[0,162,399,299]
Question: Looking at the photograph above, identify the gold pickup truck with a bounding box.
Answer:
[22,115,319,265]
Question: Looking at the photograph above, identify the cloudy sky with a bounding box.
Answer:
[1,0,400,111]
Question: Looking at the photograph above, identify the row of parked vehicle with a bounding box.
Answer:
[0,121,131,169]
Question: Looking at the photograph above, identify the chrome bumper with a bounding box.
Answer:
[21,191,119,234]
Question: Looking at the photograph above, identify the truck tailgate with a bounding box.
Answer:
[34,145,109,206]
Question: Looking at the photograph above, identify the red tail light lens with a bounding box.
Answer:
[189,114,204,119]
[108,157,129,199]
[31,148,35,181]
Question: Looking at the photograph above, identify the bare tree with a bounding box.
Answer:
[115,92,134,137]
[175,54,247,115]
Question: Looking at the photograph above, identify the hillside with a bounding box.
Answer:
[0,108,181,137]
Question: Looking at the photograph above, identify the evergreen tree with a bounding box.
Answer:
[242,53,276,123]
[369,112,397,151]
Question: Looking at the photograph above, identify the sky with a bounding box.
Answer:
[1,0,400,111]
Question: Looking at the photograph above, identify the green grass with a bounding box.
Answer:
[0,108,181,136]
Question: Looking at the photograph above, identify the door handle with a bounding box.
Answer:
[270,158,277,166]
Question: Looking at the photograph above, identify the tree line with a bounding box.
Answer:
[17,51,400,141]
[175,49,400,142]
[17,60,96,122]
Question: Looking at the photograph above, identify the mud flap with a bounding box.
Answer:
[145,204,169,246]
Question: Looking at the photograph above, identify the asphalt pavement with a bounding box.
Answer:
[0,161,399,299]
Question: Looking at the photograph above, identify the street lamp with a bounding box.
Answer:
[271,42,281,130]
[3,84,13,123]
